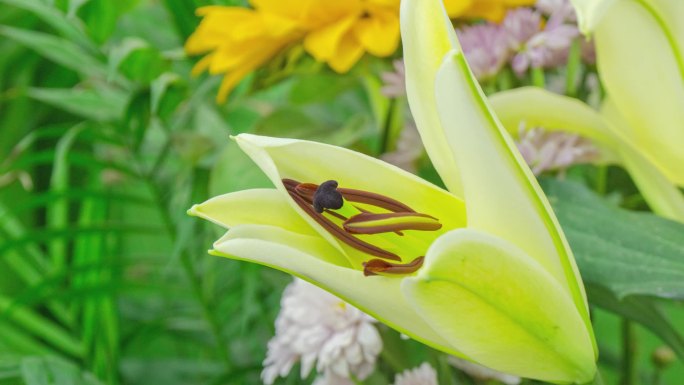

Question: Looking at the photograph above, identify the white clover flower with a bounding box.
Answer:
[503,6,579,74]
[381,60,407,98]
[457,23,510,81]
[515,122,600,175]
[393,363,438,385]
[261,279,382,385]
[448,357,521,385]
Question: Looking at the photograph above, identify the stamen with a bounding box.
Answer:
[338,188,416,213]
[312,180,343,213]
[284,182,401,261]
[343,212,442,234]
[363,257,425,276]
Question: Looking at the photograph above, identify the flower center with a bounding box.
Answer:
[283,178,442,277]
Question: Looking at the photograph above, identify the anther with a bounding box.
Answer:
[313,180,343,213]
[363,257,425,277]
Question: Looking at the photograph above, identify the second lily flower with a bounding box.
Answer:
[189,0,597,382]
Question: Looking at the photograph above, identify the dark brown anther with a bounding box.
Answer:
[363,256,425,277]
[343,212,442,234]
[338,188,416,213]
[313,180,343,213]
[283,180,401,261]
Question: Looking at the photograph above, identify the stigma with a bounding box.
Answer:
[283,179,442,277]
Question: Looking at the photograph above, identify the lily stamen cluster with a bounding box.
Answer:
[283,178,441,276]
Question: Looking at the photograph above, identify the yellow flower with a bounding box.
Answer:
[186,0,533,102]
[444,0,537,22]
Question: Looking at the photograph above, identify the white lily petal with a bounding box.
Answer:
[569,0,618,35]
[403,229,596,383]
[188,188,316,235]
[212,224,465,357]
[489,87,615,147]
[401,0,464,197]
[594,0,684,185]
[434,52,592,335]
[234,134,467,257]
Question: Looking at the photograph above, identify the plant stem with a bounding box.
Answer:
[565,38,582,97]
[531,67,546,88]
[620,319,638,385]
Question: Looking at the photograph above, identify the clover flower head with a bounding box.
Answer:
[381,60,407,98]
[503,8,542,50]
[261,278,382,385]
[457,23,510,81]
[392,363,438,385]
[515,123,600,175]
[448,357,521,385]
[504,6,579,74]
[535,0,576,22]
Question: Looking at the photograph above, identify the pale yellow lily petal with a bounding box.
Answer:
[601,100,684,222]
[593,0,684,185]
[212,224,465,357]
[489,87,615,147]
[403,228,596,383]
[568,0,617,35]
[188,188,317,236]
[401,0,464,197]
[435,52,593,330]
[233,134,467,255]
[620,146,684,223]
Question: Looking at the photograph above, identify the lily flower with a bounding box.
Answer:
[189,0,597,382]
[490,0,684,222]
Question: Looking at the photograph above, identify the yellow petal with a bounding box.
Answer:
[403,228,596,383]
[325,31,365,73]
[463,0,506,22]
[442,0,474,18]
[304,15,358,61]
[353,10,400,57]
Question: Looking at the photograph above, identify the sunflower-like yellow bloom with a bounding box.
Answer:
[444,0,536,22]
[186,0,534,102]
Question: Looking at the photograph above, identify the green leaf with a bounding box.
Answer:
[0,0,96,52]
[288,73,356,105]
[208,143,271,197]
[27,87,127,122]
[108,38,168,83]
[587,284,684,359]
[0,26,105,78]
[21,356,104,385]
[77,0,136,44]
[541,178,684,299]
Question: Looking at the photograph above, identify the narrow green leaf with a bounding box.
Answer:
[21,356,104,385]
[0,0,96,52]
[541,179,684,299]
[587,284,684,359]
[27,87,127,122]
[0,26,104,78]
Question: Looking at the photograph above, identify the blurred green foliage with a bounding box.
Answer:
[0,1,682,385]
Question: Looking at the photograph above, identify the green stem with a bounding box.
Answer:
[566,38,582,97]
[531,67,546,88]
[595,166,608,195]
[620,319,638,385]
